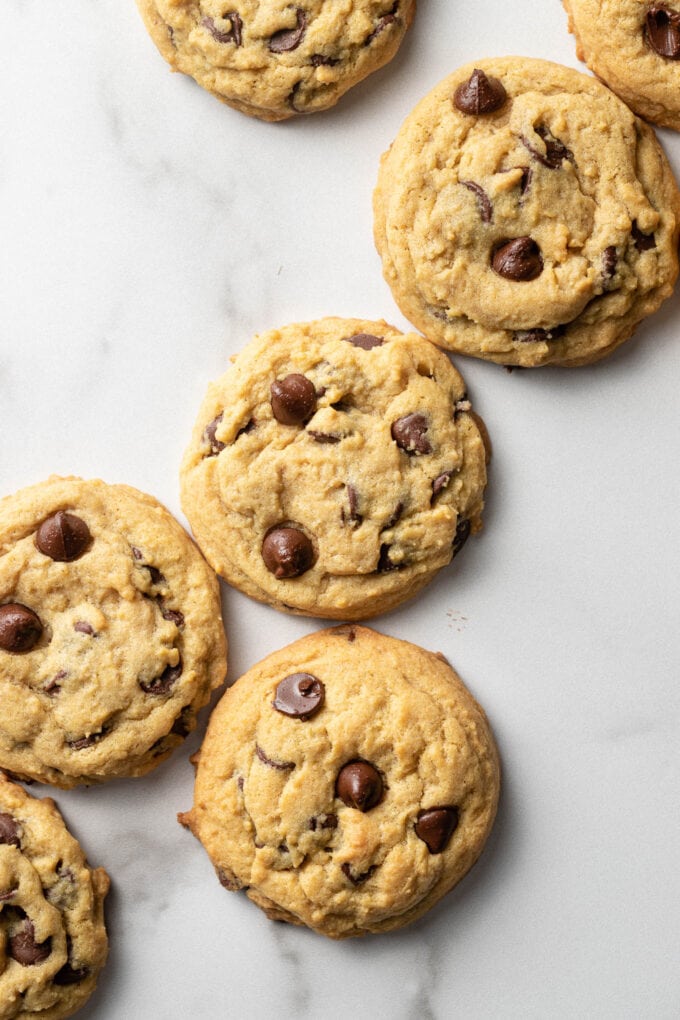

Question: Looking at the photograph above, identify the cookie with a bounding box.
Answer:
[0,776,109,1018]
[374,57,680,367]
[179,625,500,939]
[0,477,227,788]
[564,1,680,131]
[180,317,488,620]
[135,0,416,122]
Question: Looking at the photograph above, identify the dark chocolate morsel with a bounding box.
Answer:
[273,673,325,719]
[519,166,532,195]
[204,413,226,455]
[453,69,507,115]
[269,8,307,52]
[44,670,68,696]
[383,502,404,530]
[347,484,362,526]
[146,565,166,586]
[336,761,383,812]
[343,333,384,350]
[270,374,317,425]
[308,431,341,444]
[376,543,401,573]
[160,605,185,628]
[602,245,618,279]
[391,413,432,455]
[54,961,89,986]
[255,744,295,771]
[460,180,493,223]
[9,920,52,966]
[452,518,471,557]
[415,806,459,854]
[341,862,378,886]
[67,731,105,750]
[0,812,20,847]
[216,867,243,891]
[262,527,315,578]
[366,7,398,44]
[36,511,91,562]
[0,604,43,653]
[202,12,243,45]
[140,658,183,695]
[311,53,340,67]
[513,326,564,344]
[432,471,453,500]
[521,125,572,169]
[492,237,543,281]
[632,220,656,251]
[309,814,338,831]
[74,621,95,636]
[646,7,680,59]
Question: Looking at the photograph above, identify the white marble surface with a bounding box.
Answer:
[2,1,680,1016]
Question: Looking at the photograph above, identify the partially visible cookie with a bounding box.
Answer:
[0,776,109,1019]
[179,625,500,939]
[564,1,680,131]
[180,318,488,620]
[135,0,416,122]
[374,57,680,367]
[0,477,227,788]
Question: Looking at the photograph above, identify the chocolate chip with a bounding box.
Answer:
[273,673,325,719]
[216,866,243,891]
[343,333,384,350]
[44,670,67,696]
[145,565,166,586]
[391,413,432,455]
[341,862,377,885]
[336,761,383,812]
[54,961,89,986]
[73,621,95,636]
[262,527,315,579]
[67,731,105,751]
[602,246,618,279]
[415,806,459,854]
[646,6,680,58]
[140,657,183,695]
[460,180,492,223]
[237,418,256,439]
[632,220,656,251]
[521,126,572,169]
[432,471,453,500]
[269,8,306,52]
[376,543,400,573]
[453,68,507,115]
[366,6,398,44]
[513,326,564,343]
[0,813,20,847]
[383,502,404,530]
[311,53,339,67]
[36,511,91,562]
[204,414,226,455]
[9,920,51,966]
[307,431,341,444]
[492,238,543,281]
[202,12,243,45]
[309,814,337,831]
[347,484,362,526]
[0,604,43,653]
[160,605,185,628]
[270,374,317,425]
[131,546,143,560]
[255,744,295,771]
[452,519,471,557]
[0,888,17,902]
[519,166,532,195]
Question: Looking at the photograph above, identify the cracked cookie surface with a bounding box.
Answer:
[0,477,227,788]
[564,1,680,131]
[0,776,109,1019]
[179,625,500,939]
[374,57,680,367]
[135,0,415,122]
[180,317,488,620]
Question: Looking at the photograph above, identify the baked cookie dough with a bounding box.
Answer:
[0,776,109,1019]
[564,1,680,131]
[374,57,680,367]
[179,625,500,939]
[135,0,416,122]
[180,318,488,620]
[0,477,227,788]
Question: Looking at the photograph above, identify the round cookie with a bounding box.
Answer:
[0,776,109,1018]
[180,317,488,620]
[179,625,500,939]
[135,0,416,122]
[564,1,680,131]
[0,477,227,788]
[373,57,680,367]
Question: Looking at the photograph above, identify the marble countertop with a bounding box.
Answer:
[2,1,680,1017]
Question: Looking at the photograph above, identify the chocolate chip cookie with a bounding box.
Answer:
[0,776,109,1018]
[564,1,680,131]
[0,477,227,788]
[180,318,488,620]
[135,0,416,122]
[374,57,680,367]
[179,625,500,939]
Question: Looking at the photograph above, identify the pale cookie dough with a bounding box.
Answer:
[180,318,488,620]
[374,57,680,367]
[0,477,227,788]
[136,0,416,122]
[179,625,500,939]
[0,776,109,1019]
[564,1,680,131]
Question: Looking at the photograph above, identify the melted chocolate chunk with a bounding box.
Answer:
[341,862,377,886]
[204,413,226,455]
[391,413,432,455]
[646,6,680,58]
[0,812,20,847]
[273,673,325,719]
[366,4,399,44]
[54,961,89,986]
[602,245,618,280]
[432,471,453,500]
[262,527,315,578]
[344,333,384,350]
[145,565,166,586]
[309,813,338,831]
[202,12,243,45]
[311,53,339,67]
[460,180,493,223]
[160,604,185,628]
[383,502,404,529]
[36,511,91,562]
[632,220,656,251]
[492,238,543,281]
[67,730,106,751]
[346,484,362,526]
[255,744,295,771]
[44,670,68,696]
[9,920,51,966]
[414,806,459,854]
[271,373,317,425]
[522,125,572,169]
[453,69,507,115]
[336,761,383,812]
[0,604,43,653]
[216,867,243,891]
[269,8,307,52]
[140,658,183,695]
[376,543,401,573]
[452,518,471,557]
[513,326,563,344]
[307,430,341,444]
[519,166,533,196]
[73,621,95,636]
